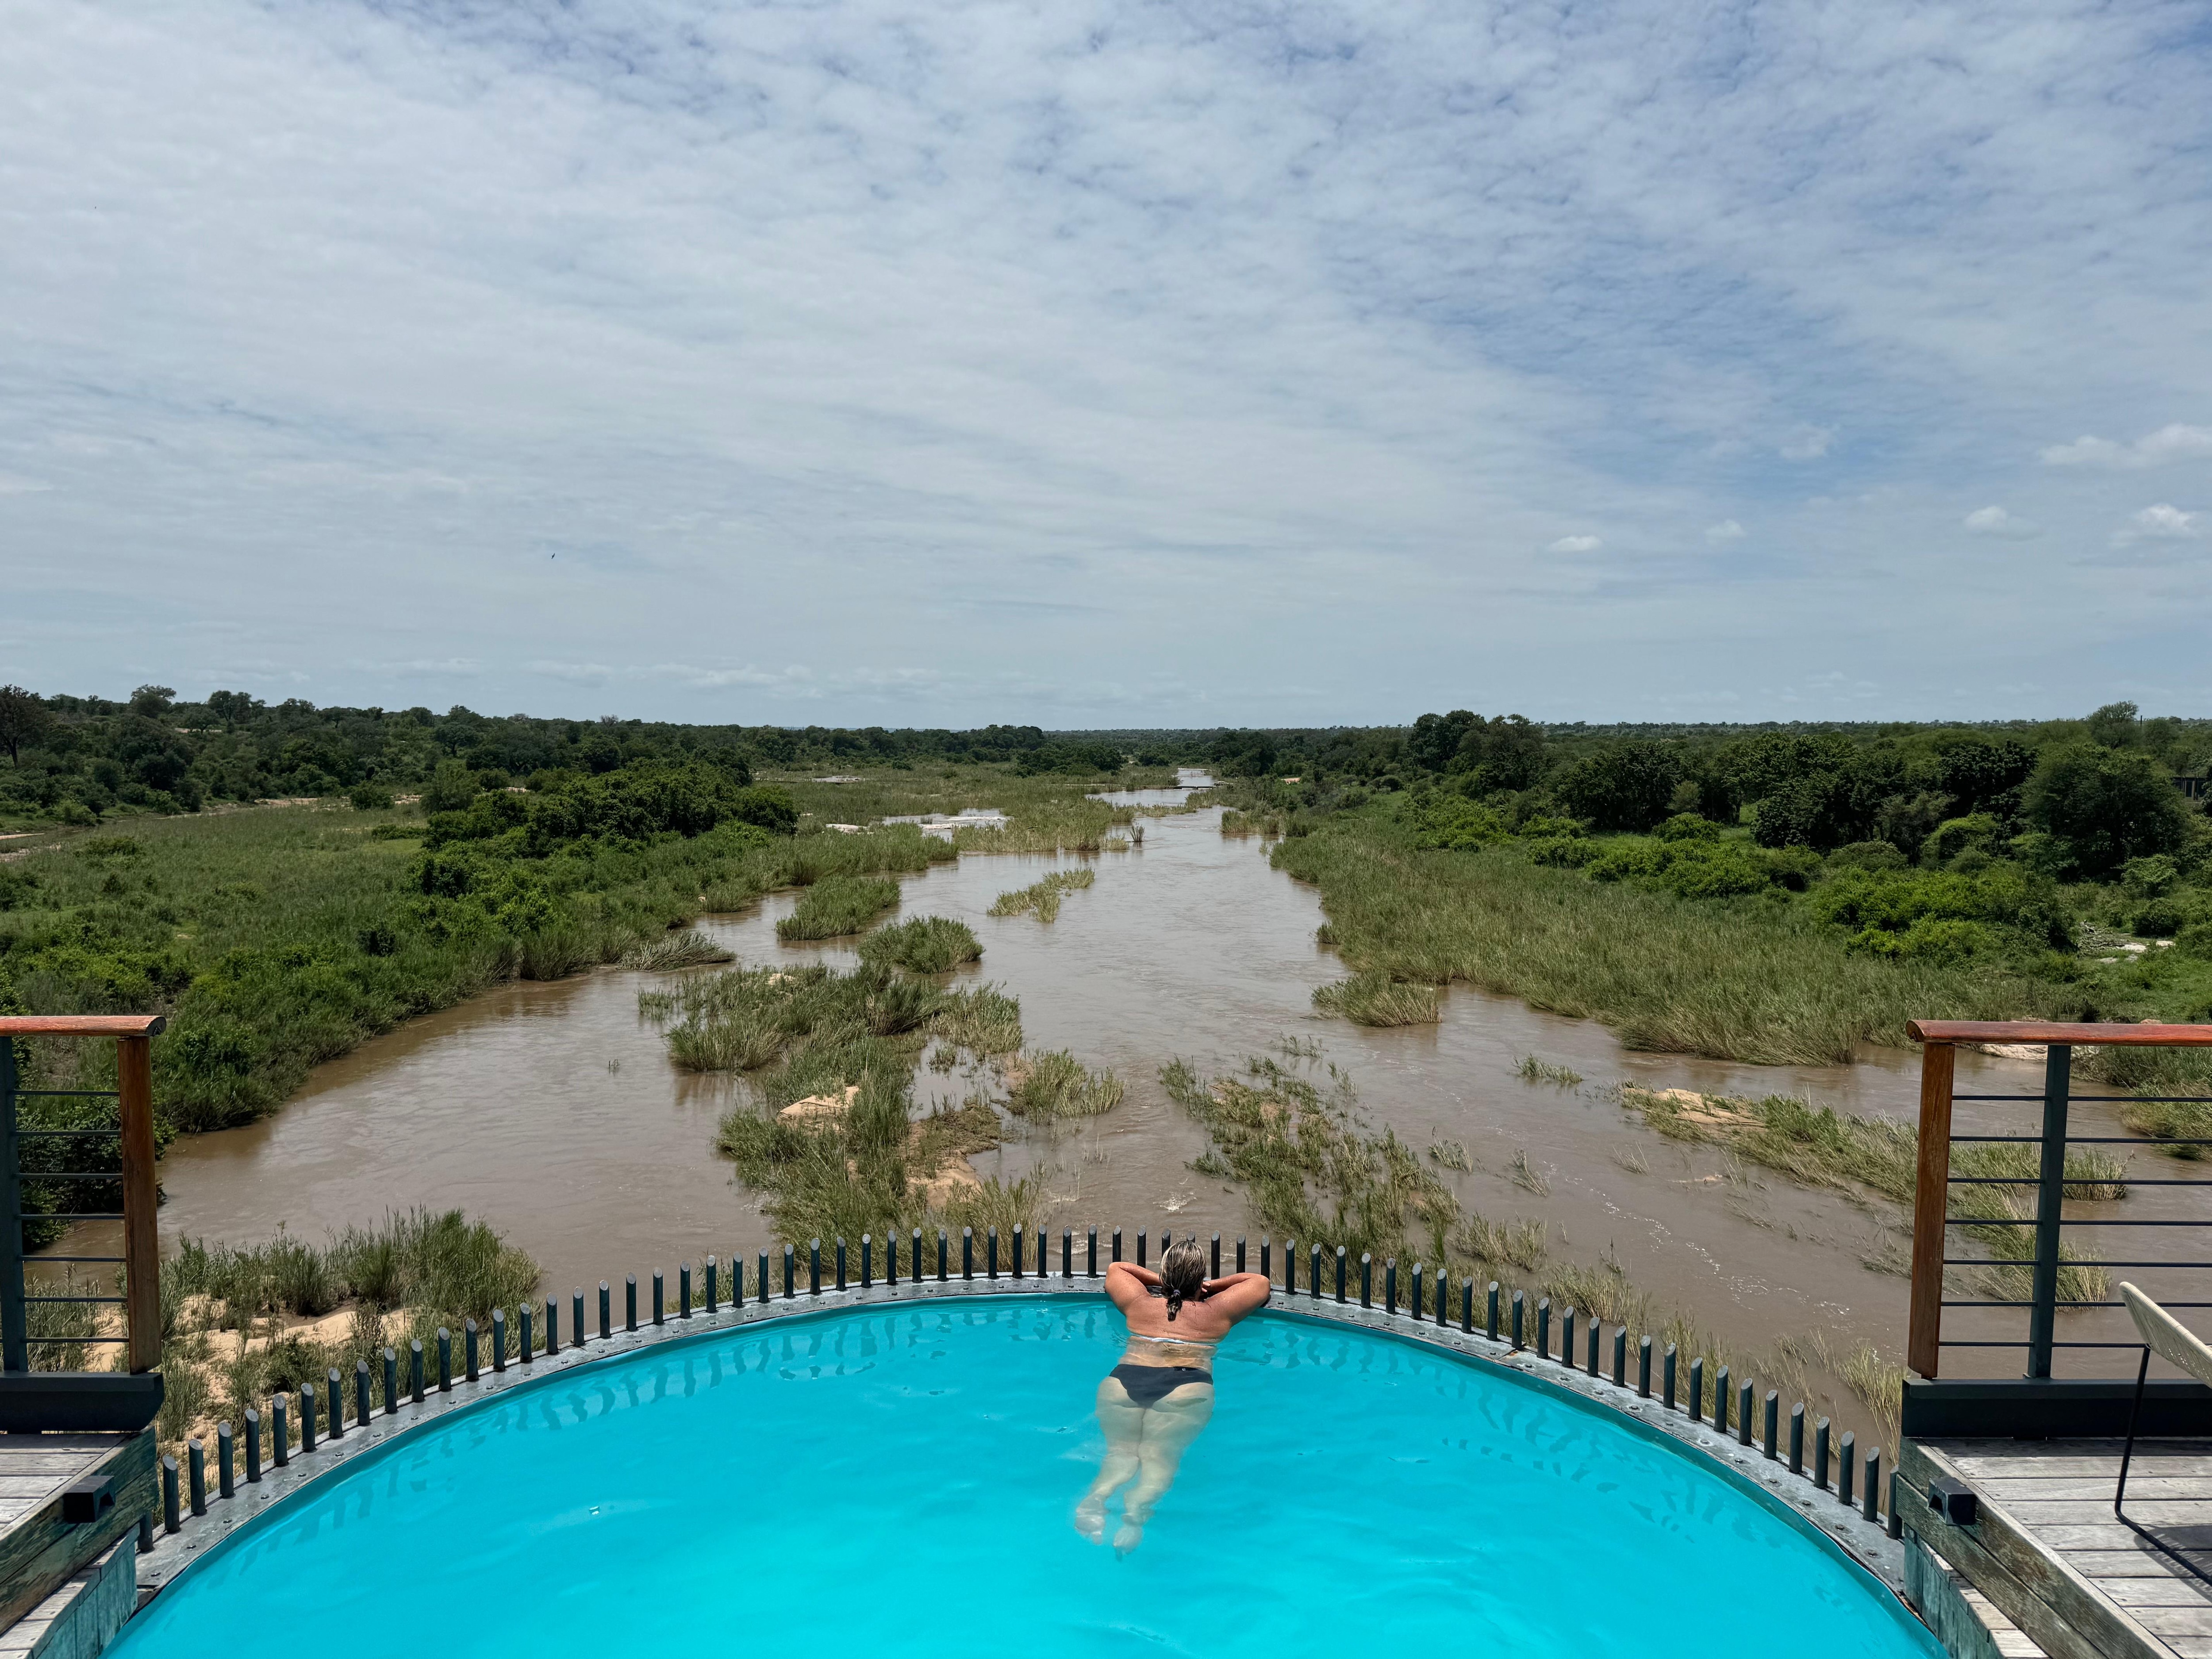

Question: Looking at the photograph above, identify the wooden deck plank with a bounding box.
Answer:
[2104,1582,2212,1609]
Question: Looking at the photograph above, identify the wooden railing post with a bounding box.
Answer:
[1908,1038,1957,1378]
[118,1034,161,1374]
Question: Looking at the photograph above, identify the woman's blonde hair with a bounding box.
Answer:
[1153,1237,1210,1320]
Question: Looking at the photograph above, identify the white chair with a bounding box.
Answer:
[2116,1281,2212,1581]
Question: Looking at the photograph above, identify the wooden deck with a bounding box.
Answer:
[0,1432,153,1635]
[1905,1437,2212,1659]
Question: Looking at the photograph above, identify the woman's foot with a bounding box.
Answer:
[1113,1519,1144,1556]
[1074,1495,1107,1544]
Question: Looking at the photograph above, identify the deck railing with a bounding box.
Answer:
[1905,1018,2212,1437]
[0,1014,165,1430]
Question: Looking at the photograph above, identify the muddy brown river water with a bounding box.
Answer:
[58,774,2198,1444]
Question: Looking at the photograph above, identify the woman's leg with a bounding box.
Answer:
[1115,1386,1215,1554]
[1076,1375,1147,1543]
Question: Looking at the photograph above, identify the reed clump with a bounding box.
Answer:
[645,960,1021,1073]
[776,875,900,940]
[620,929,737,971]
[1515,1054,1583,1087]
[1271,820,2072,1066]
[1312,974,1440,1027]
[1005,1050,1125,1120]
[858,916,983,974]
[989,868,1096,922]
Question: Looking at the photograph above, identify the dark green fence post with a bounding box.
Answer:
[1637,1336,1651,1399]
[1536,1297,1549,1360]
[1763,1392,1780,1460]
[216,1423,233,1499]
[1838,1431,1855,1507]
[963,1228,974,1281]
[1384,1259,1396,1315]
[2028,1043,2074,1379]
[244,1408,261,1483]
[1814,1417,1830,1490]
[1612,1329,1627,1388]
[1486,1282,1499,1340]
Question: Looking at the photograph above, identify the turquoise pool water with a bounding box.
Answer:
[119,1298,1940,1657]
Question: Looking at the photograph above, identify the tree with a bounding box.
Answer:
[205,689,257,727]
[2025,743,2193,876]
[128,684,175,718]
[0,686,52,765]
[2085,701,2140,749]
[1553,742,1682,831]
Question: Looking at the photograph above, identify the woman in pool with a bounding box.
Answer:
[1076,1237,1271,1554]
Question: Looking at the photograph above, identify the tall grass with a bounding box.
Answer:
[858,916,983,973]
[1311,974,1440,1027]
[776,875,900,940]
[1273,820,2074,1066]
[1005,1050,1125,1120]
[620,929,737,971]
[988,868,1096,922]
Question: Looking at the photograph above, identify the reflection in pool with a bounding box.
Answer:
[117,1298,1939,1658]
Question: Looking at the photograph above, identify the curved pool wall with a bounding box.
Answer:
[125,1281,1937,1657]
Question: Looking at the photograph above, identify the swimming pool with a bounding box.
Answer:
[119,1297,1940,1657]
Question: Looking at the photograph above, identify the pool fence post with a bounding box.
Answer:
[411,1339,426,1404]
[1283,1239,1294,1294]
[1009,1225,1020,1280]
[681,1263,693,1318]
[1311,1245,1323,1299]
[938,1231,948,1281]
[1737,1382,1753,1446]
[216,1423,233,1500]
[1460,1279,1473,1333]
[1236,1236,1245,1273]
[522,1306,536,1364]
[300,1385,318,1451]
[1662,1344,1675,1410]
[244,1409,261,1484]
[1509,1290,1523,1350]
[1715,1366,1730,1433]
[327,1368,346,1435]
[1536,1297,1549,1360]
[1788,1402,1805,1474]
[706,1257,718,1313]
[834,1240,845,1292]
[1336,1248,1347,1304]
[763,1253,773,1304]
[1637,1336,1650,1399]
[1612,1329,1627,1389]
[437,1331,452,1393]
[1561,1306,1575,1368]
[963,1228,974,1281]
[1087,1227,1098,1277]
[628,1274,641,1328]
[1839,1431,1855,1507]
[886,1233,898,1285]
[1359,1253,1371,1308]
[465,1322,479,1383]
[492,1310,506,1373]
[1436,1270,1448,1327]
[1037,1229,1047,1276]
[1814,1417,1830,1490]
[861,1237,872,1289]
[1064,1229,1074,1279]
[782,1249,794,1300]
[1261,1237,1271,1283]
[1689,1357,1703,1424]
[188,1440,206,1515]
[603,1280,615,1334]
[161,1456,179,1534]
[1112,1228,1122,1265]
[1409,1263,1421,1320]
[1212,1234,1222,1279]
[1486,1282,1499,1340]
[273,1395,290,1465]
[1383,1259,1395,1315]
[1866,1450,1883,1525]
[809,1242,821,1296]
[358,1357,373,1420]
[1137,1230,1148,1267]
[1763,1391,1779,1460]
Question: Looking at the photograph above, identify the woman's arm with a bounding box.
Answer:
[1105,1260,1159,1309]
[1199,1271,1273,1320]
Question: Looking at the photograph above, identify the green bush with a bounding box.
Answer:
[348,784,394,811]
[2124,855,2182,900]
[1412,795,1507,851]
[1655,814,1723,842]
[2176,922,2212,960]
[858,916,982,974]
[1586,840,1672,882]
[1524,836,1599,868]
[1828,841,1907,872]
[1924,814,2001,865]
[2133,898,2194,939]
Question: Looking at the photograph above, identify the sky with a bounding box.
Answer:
[4,0,2210,730]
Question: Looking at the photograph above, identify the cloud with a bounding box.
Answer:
[2118,503,2201,542]
[1705,520,1746,544]
[0,474,50,496]
[2043,425,2212,469]
[5,0,2212,722]
[1963,506,2038,538]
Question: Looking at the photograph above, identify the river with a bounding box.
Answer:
[62,772,2181,1441]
